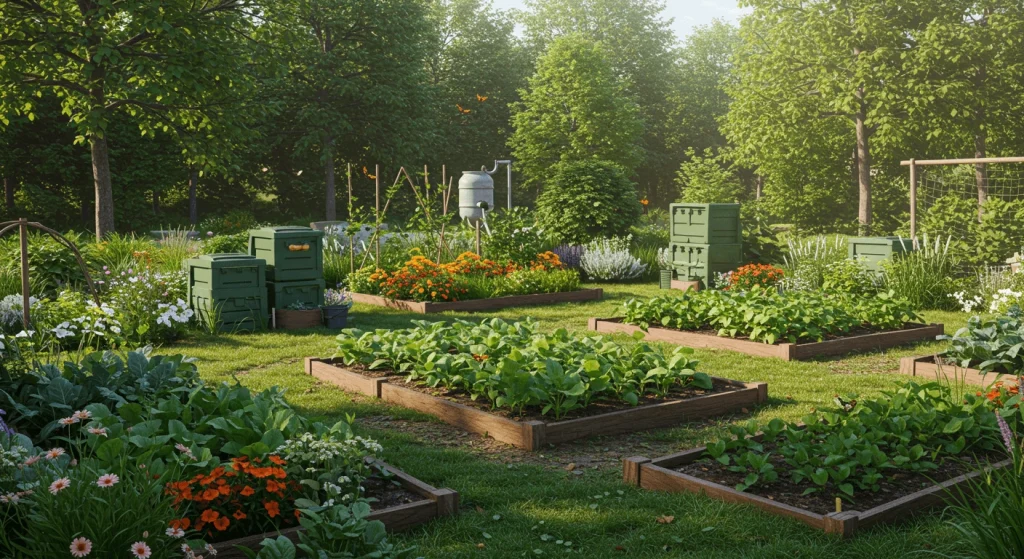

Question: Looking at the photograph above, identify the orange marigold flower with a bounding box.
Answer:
[265,500,281,518]
[201,509,220,523]
[240,485,255,497]
[202,488,220,501]
[214,516,230,531]
[269,455,286,466]
[169,518,191,530]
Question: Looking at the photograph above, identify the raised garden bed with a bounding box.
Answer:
[589,318,944,361]
[623,447,1010,538]
[306,357,767,451]
[898,355,996,385]
[212,458,458,558]
[350,288,603,314]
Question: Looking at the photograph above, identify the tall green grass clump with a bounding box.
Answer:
[882,235,959,310]
[781,235,847,291]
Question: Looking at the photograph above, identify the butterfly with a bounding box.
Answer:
[456,104,472,114]
[362,166,377,180]
[476,94,488,102]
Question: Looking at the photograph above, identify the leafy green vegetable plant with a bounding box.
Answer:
[941,313,1024,375]
[335,319,711,419]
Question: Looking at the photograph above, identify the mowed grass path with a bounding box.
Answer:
[167,284,972,558]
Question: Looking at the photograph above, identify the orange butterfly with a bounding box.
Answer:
[456,104,472,114]
[476,94,488,102]
[362,166,377,180]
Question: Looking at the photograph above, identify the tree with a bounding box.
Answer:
[535,160,641,244]
[426,0,530,187]
[509,35,643,193]
[0,0,257,239]
[522,0,680,202]
[675,149,745,204]
[727,0,929,234]
[258,0,437,222]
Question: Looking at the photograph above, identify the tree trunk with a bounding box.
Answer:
[189,168,199,225]
[152,189,160,215]
[90,134,115,240]
[3,176,15,210]
[855,98,872,235]
[975,130,988,223]
[325,135,336,221]
[754,175,763,200]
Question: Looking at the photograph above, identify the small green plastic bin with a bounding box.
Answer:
[186,254,266,302]
[670,203,742,245]
[248,226,325,282]
[190,286,267,332]
[848,237,914,273]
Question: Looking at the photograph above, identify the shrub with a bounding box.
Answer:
[483,207,545,267]
[552,245,585,269]
[821,258,879,296]
[728,264,784,291]
[580,237,647,282]
[3,233,86,296]
[536,160,642,245]
[200,232,249,255]
[103,268,192,344]
[198,210,258,235]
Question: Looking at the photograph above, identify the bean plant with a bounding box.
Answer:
[622,289,920,345]
[706,381,1018,501]
[335,319,711,419]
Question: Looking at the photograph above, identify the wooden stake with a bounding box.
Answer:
[375,164,380,265]
[909,159,918,243]
[475,220,481,256]
[836,498,842,513]
[347,163,355,274]
[19,218,30,329]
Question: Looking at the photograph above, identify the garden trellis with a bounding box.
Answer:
[904,156,1024,240]
[0,219,100,328]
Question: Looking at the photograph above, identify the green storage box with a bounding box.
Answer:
[248,226,325,282]
[185,254,266,303]
[669,243,743,268]
[670,203,742,245]
[190,286,267,332]
[848,237,914,272]
[268,279,326,310]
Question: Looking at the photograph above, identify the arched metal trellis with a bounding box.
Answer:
[0,218,101,329]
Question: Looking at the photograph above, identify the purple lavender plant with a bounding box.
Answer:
[553,245,585,270]
[0,409,14,436]
[996,412,1015,455]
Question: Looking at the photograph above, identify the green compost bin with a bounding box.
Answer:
[848,237,914,273]
[186,253,266,297]
[669,243,743,268]
[248,226,324,282]
[190,286,267,332]
[268,279,326,310]
[670,203,742,245]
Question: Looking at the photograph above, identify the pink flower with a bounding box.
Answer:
[58,417,79,427]
[96,473,119,488]
[70,537,92,557]
[166,527,185,538]
[129,541,152,559]
[44,448,65,460]
[48,477,70,494]
[23,455,40,466]
[87,427,108,437]
[72,410,92,421]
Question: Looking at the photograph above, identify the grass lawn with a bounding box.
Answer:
[167,283,973,558]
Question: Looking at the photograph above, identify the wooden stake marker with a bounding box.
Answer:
[624,447,1010,538]
[351,288,603,314]
[588,318,944,361]
[307,358,768,451]
[211,458,458,558]
[898,355,992,386]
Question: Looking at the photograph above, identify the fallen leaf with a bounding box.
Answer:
[477,543,485,549]
[656,515,675,524]
[475,506,485,514]
[565,462,576,471]
[614,545,627,552]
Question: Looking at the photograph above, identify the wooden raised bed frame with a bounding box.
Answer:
[212,458,458,558]
[306,358,768,451]
[898,354,1010,386]
[623,448,1010,538]
[350,288,603,314]
[589,318,944,361]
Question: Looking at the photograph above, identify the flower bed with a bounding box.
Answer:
[311,319,767,450]
[593,289,942,360]
[0,349,455,557]
[623,381,1017,537]
[347,252,602,312]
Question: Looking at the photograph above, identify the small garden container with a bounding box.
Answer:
[848,237,914,273]
[275,308,321,330]
[659,269,674,290]
[186,254,266,298]
[248,226,324,281]
[190,286,267,332]
[323,305,349,328]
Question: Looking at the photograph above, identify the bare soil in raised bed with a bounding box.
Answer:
[345,364,740,422]
[674,443,1001,515]
[363,471,424,510]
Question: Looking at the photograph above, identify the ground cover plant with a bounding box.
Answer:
[622,288,920,345]
[334,318,711,419]
[690,380,1019,508]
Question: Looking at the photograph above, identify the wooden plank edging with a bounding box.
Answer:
[624,448,1011,538]
[589,318,944,361]
[351,288,603,314]
[897,355,994,386]
[307,359,767,451]
[210,458,459,558]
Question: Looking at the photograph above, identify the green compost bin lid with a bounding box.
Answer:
[248,226,325,240]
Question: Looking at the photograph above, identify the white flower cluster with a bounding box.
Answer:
[0,295,39,331]
[276,432,382,473]
[951,291,985,313]
[0,444,31,476]
[990,288,1024,314]
[156,299,193,327]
